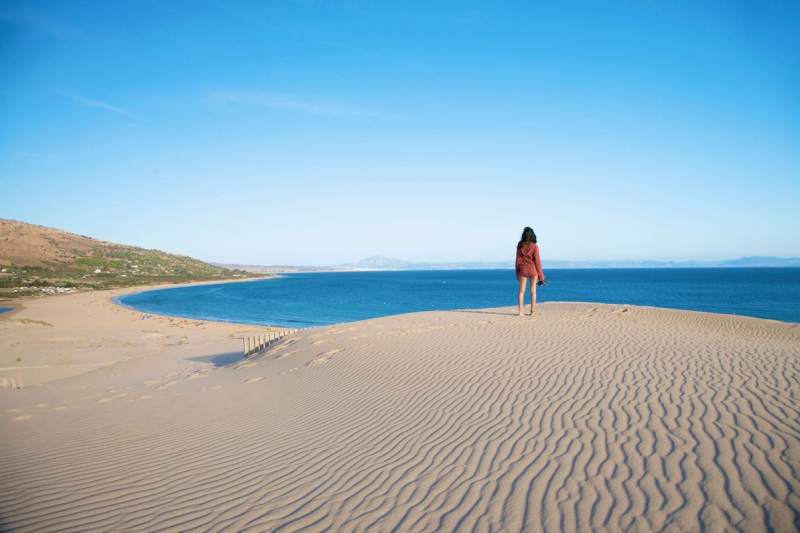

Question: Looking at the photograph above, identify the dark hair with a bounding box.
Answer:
[518,226,537,248]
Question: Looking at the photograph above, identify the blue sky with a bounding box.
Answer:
[1,1,798,266]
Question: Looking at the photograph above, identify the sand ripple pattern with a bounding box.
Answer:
[1,303,799,531]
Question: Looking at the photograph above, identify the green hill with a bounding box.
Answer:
[0,219,262,295]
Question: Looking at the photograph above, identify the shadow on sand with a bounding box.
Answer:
[188,351,243,367]
[454,308,515,317]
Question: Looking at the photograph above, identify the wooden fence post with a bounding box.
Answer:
[242,328,310,359]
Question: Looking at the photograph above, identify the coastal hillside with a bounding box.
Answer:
[0,219,255,292]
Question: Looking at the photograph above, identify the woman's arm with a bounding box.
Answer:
[534,245,544,280]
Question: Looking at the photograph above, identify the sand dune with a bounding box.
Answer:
[1,293,799,531]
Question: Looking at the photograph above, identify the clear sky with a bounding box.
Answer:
[1,1,798,266]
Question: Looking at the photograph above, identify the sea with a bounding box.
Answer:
[115,268,800,328]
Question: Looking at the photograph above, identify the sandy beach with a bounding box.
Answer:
[1,290,799,531]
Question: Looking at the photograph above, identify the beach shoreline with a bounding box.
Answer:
[0,277,279,387]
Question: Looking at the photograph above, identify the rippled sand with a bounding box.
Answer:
[1,296,799,531]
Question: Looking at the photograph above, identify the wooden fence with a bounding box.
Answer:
[0,375,25,389]
[243,329,304,358]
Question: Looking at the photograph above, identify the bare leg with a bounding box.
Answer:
[517,276,528,316]
[530,276,538,315]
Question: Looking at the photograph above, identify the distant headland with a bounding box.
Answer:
[216,254,800,273]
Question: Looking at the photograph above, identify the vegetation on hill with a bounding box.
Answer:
[0,219,265,297]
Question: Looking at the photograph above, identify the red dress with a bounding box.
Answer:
[515,242,544,280]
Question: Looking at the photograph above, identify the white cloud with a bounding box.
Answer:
[58,91,132,116]
[205,90,385,118]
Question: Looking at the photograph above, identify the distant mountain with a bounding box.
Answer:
[337,256,508,270]
[339,255,800,270]
[217,255,800,274]
[337,256,511,270]
[544,256,800,269]
[212,263,349,273]
[349,256,414,269]
[716,256,800,267]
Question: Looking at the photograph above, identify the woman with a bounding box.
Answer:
[515,226,545,316]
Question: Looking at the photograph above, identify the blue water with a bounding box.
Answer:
[0,307,13,314]
[115,268,800,327]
